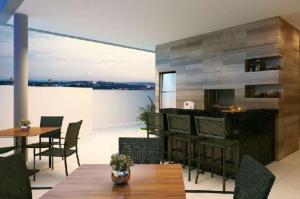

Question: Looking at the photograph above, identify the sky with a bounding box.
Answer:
[0,25,155,82]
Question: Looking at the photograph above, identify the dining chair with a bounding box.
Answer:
[0,146,16,157]
[233,155,276,199]
[0,153,32,199]
[27,116,64,160]
[194,116,239,192]
[35,120,82,177]
[119,137,162,164]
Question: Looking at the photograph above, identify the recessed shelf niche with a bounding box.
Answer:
[245,56,282,72]
[245,84,282,98]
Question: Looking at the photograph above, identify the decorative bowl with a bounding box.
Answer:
[111,169,131,185]
[20,125,30,132]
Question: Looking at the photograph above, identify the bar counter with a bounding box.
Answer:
[160,108,278,166]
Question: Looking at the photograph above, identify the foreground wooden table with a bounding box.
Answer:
[41,164,186,199]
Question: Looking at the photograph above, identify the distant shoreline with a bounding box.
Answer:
[0,80,155,91]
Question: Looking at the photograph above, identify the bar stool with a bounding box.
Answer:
[145,112,168,163]
[194,116,239,192]
[167,114,194,181]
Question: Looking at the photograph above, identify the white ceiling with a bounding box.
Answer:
[9,0,300,51]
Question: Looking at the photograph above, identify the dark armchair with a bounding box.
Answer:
[0,153,32,199]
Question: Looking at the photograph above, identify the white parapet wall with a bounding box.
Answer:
[0,85,93,147]
[0,86,155,147]
[93,90,154,129]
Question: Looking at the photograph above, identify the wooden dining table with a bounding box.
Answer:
[41,164,186,199]
[0,127,60,167]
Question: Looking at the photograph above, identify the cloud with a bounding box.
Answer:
[0,25,155,82]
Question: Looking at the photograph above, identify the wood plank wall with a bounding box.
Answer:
[155,17,300,160]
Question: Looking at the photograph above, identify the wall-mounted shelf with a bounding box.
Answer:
[245,84,282,98]
[245,56,282,72]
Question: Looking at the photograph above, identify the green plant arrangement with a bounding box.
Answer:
[110,153,134,185]
[137,96,155,129]
[110,153,134,171]
[19,119,31,127]
[19,119,31,132]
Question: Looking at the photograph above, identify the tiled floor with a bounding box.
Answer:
[27,125,300,199]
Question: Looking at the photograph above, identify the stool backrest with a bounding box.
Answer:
[167,114,191,135]
[195,116,226,139]
[145,112,163,133]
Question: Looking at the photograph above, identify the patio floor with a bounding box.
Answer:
[27,124,300,199]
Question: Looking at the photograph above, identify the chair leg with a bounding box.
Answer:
[211,147,214,178]
[235,143,239,178]
[48,138,52,168]
[201,145,205,174]
[59,138,63,160]
[195,140,200,184]
[76,146,80,166]
[188,139,191,181]
[33,148,36,181]
[169,136,173,163]
[64,156,68,176]
[39,137,41,160]
[51,156,54,170]
[222,147,226,192]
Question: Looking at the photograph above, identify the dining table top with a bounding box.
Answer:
[0,127,59,137]
[41,164,186,199]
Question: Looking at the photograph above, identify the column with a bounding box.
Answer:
[14,13,28,159]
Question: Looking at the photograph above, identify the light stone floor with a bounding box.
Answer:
[26,124,300,199]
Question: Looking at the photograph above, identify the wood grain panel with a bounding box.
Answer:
[155,17,300,160]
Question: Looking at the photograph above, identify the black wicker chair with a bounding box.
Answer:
[0,146,16,156]
[145,112,169,162]
[167,114,196,181]
[234,155,275,199]
[27,116,64,160]
[145,112,164,138]
[0,153,32,199]
[119,137,162,164]
[35,120,82,177]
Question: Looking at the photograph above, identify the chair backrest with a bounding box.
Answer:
[0,153,32,199]
[195,116,226,139]
[167,114,191,135]
[40,116,64,138]
[234,155,275,199]
[145,112,163,134]
[119,137,162,164]
[64,120,83,149]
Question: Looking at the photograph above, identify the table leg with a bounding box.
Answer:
[14,137,27,160]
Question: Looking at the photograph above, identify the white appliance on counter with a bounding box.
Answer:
[183,101,195,109]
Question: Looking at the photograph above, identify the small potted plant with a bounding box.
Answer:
[19,119,31,131]
[110,153,133,185]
